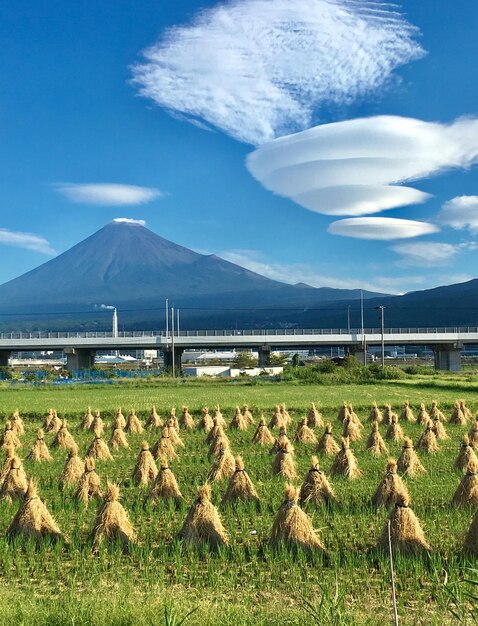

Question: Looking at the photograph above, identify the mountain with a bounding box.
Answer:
[0,220,385,330]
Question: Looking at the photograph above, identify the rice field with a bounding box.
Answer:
[0,378,477,625]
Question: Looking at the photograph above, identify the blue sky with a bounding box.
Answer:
[1,0,477,294]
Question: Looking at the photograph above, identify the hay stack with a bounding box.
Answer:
[454,436,478,471]
[152,427,177,462]
[207,443,236,482]
[270,426,290,454]
[125,409,144,434]
[109,427,129,450]
[337,402,350,422]
[44,408,54,430]
[432,416,449,440]
[179,483,229,549]
[451,459,478,507]
[168,408,180,431]
[113,408,126,430]
[47,411,62,434]
[397,438,426,477]
[269,405,285,430]
[75,456,102,505]
[7,480,62,542]
[469,418,478,449]
[430,401,446,422]
[86,436,113,461]
[330,437,362,479]
[383,405,398,425]
[242,404,255,425]
[11,411,24,436]
[166,421,184,448]
[208,431,230,461]
[400,401,416,423]
[348,405,363,428]
[0,445,17,485]
[1,421,21,449]
[366,421,388,456]
[377,494,430,555]
[385,414,404,442]
[222,456,259,505]
[206,419,224,445]
[230,406,248,430]
[272,442,298,481]
[252,414,274,445]
[81,407,94,430]
[149,457,183,503]
[213,406,227,429]
[464,508,478,556]
[90,410,104,436]
[145,405,163,429]
[270,484,326,554]
[307,403,324,429]
[299,456,335,507]
[280,403,291,427]
[0,458,28,503]
[179,406,195,430]
[417,403,430,426]
[52,420,79,454]
[368,402,383,423]
[294,417,317,444]
[27,429,53,462]
[342,416,362,441]
[416,421,439,453]
[92,482,136,551]
[132,442,158,486]
[199,407,214,433]
[371,459,410,508]
[59,449,85,490]
[450,401,467,425]
[317,423,340,455]
[461,400,473,422]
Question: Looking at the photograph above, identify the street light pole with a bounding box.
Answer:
[347,305,351,332]
[375,305,386,368]
[171,305,175,378]
[165,299,169,337]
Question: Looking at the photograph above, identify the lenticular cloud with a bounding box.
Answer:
[132,0,423,145]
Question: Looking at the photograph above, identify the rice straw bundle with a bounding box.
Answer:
[149,456,183,503]
[7,480,62,542]
[270,426,289,455]
[371,459,409,508]
[330,437,362,479]
[342,416,362,442]
[27,429,53,462]
[469,418,478,449]
[294,417,317,444]
[430,400,445,422]
[271,484,326,554]
[337,402,350,422]
[207,443,236,482]
[464,508,478,556]
[81,406,94,430]
[145,405,163,429]
[59,449,85,490]
[454,436,478,471]
[377,494,430,555]
[208,431,230,461]
[52,420,78,454]
[400,401,416,423]
[125,409,144,434]
[242,404,255,425]
[113,408,126,430]
[299,456,335,507]
[432,416,449,440]
[383,405,398,425]
[461,400,473,422]
[199,407,214,433]
[166,422,184,448]
[86,436,113,461]
[416,422,439,453]
[368,402,383,423]
[92,482,136,551]
[252,414,274,445]
[366,421,388,456]
[45,408,54,430]
[348,405,363,428]
[132,442,158,486]
[0,458,28,503]
[397,438,426,477]
[11,412,24,436]
[152,427,178,462]
[46,411,62,433]
[451,459,478,507]
[416,403,430,426]
[317,423,340,455]
[206,419,224,445]
[1,421,22,449]
[272,442,298,481]
[385,414,405,442]
[168,408,180,431]
[307,403,324,429]
[280,403,291,427]
[269,405,285,430]
[179,406,195,430]
[213,406,227,429]
[230,406,248,430]
[89,410,104,436]
[222,455,259,505]
[75,457,102,505]
[109,427,129,450]
[0,445,17,485]
[450,401,467,425]
[179,483,229,549]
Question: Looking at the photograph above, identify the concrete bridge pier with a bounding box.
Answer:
[433,343,462,372]
[0,350,11,367]
[64,348,96,372]
[349,344,367,366]
[162,347,184,373]
[258,345,271,368]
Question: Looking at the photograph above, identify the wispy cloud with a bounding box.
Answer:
[0,229,56,255]
[438,196,478,232]
[112,218,146,226]
[55,183,163,206]
[327,217,439,240]
[132,0,423,145]
[247,115,478,223]
[390,241,477,267]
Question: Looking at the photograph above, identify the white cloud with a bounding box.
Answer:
[327,217,439,240]
[112,218,146,226]
[55,183,162,206]
[438,196,478,231]
[391,240,478,267]
[132,0,423,145]
[247,115,478,219]
[0,229,56,255]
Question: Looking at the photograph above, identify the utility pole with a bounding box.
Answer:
[375,305,386,368]
[165,299,169,337]
[360,290,366,366]
[171,305,175,378]
[177,308,180,335]
[347,305,351,332]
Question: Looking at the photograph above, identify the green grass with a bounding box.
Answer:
[0,378,476,624]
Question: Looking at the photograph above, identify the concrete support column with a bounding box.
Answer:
[0,350,12,367]
[433,344,462,372]
[348,344,367,366]
[162,348,183,372]
[258,345,271,368]
[64,348,96,372]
